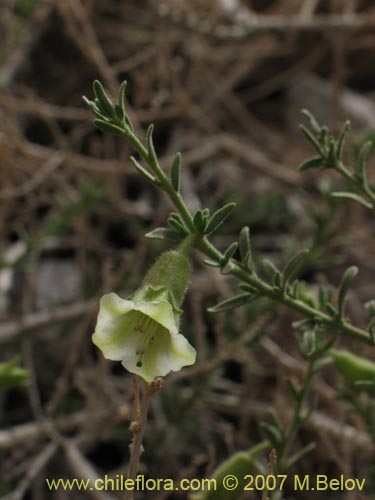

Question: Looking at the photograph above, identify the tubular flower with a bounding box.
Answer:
[92,251,196,382]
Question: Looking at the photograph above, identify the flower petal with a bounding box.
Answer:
[134,299,179,336]
[92,293,136,360]
[121,328,196,382]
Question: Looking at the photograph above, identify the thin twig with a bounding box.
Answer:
[262,448,277,500]
[123,377,163,500]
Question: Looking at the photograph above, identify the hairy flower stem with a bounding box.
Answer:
[123,377,163,500]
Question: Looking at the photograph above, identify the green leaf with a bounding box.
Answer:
[259,423,282,448]
[94,119,125,136]
[330,192,373,209]
[284,442,316,470]
[239,226,253,270]
[171,153,181,192]
[262,259,279,280]
[239,283,258,293]
[287,379,301,403]
[205,203,236,235]
[273,271,282,289]
[203,259,221,268]
[82,96,106,120]
[281,249,309,293]
[299,124,324,156]
[298,156,323,172]
[326,138,337,168]
[266,408,283,432]
[325,303,337,317]
[301,109,321,136]
[93,80,116,119]
[358,140,373,169]
[167,213,189,234]
[193,210,207,233]
[118,80,127,120]
[336,121,350,159]
[147,124,157,164]
[300,327,317,356]
[223,242,238,263]
[312,356,332,374]
[207,293,258,313]
[114,104,124,121]
[0,357,29,390]
[130,157,158,184]
[337,265,358,319]
[145,228,183,241]
[125,114,134,132]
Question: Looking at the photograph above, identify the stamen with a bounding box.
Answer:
[134,316,160,368]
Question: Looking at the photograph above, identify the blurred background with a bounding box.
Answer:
[0,1,374,499]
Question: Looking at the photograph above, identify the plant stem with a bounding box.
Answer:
[278,359,314,469]
[178,234,196,255]
[88,99,373,346]
[195,236,373,345]
[123,377,162,500]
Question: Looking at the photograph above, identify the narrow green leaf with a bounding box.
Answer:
[239,226,250,259]
[299,125,324,156]
[259,423,282,448]
[262,259,279,279]
[145,228,183,241]
[223,242,238,262]
[171,153,181,192]
[167,213,189,234]
[114,104,124,121]
[312,356,332,374]
[147,124,157,164]
[239,283,258,293]
[298,156,323,172]
[118,80,127,119]
[326,138,337,168]
[284,442,316,470]
[207,293,255,313]
[266,409,283,433]
[319,125,328,145]
[336,121,350,159]
[287,379,301,404]
[125,114,134,132]
[239,226,253,270]
[193,210,207,233]
[205,203,236,235]
[301,109,321,136]
[300,327,317,356]
[94,119,125,136]
[83,98,107,120]
[93,80,116,119]
[273,271,282,289]
[130,157,158,184]
[325,303,337,317]
[204,259,221,268]
[358,140,373,169]
[337,265,358,319]
[330,192,373,209]
[281,249,309,293]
